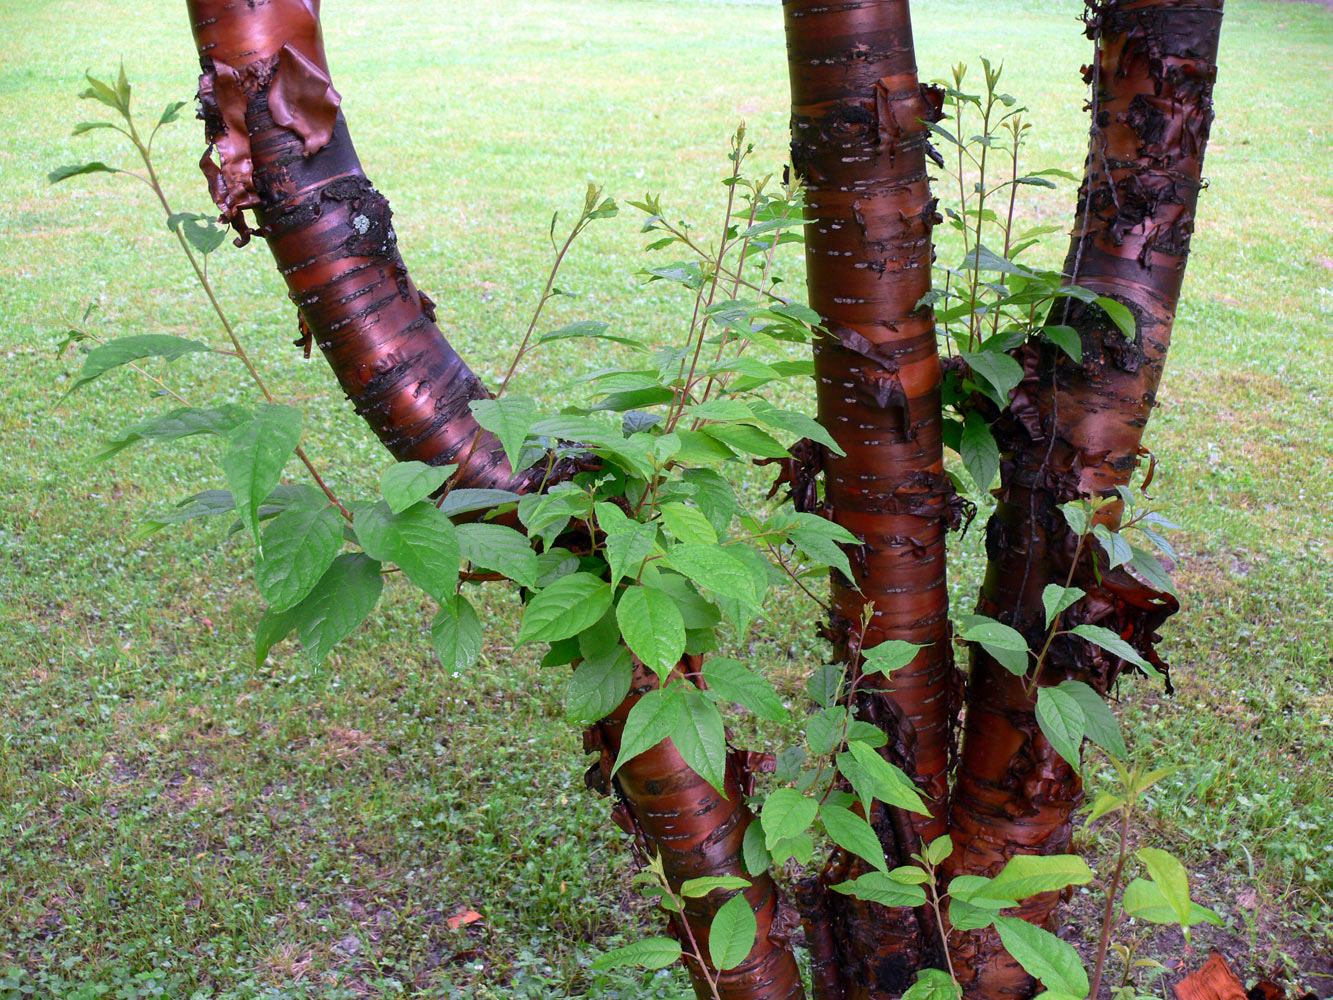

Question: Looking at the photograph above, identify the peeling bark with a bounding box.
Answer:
[783,1,960,994]
[946,2,1223,994]
[184,0,546,491]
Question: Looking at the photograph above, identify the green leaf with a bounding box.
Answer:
[71,121,118,135]
[1069,624,1157,676]
[380,461,452,513]
[48,161,119,184]
[220,404,303,544]
[665,544,763,620]
[702,657,789,723]
[254,603,301,668]
[79,72,124,111]
[957,614,1030,676]
[741,821,772,876]
[902,969,961,1000]
[887,865,933,886]
[830,872,928,908]
[1122,878,1222,928]
[1055,680,1127,760]
[1092,524,1133,569]
[431,594,483,672]
[1137,848,1191,928]
[760,789,818,849]
[841,741,931,816]
[783,512,857,581]
[948,895,1000,931]
[437,488,521,518]
[708,892,757,971]
[95,404,250,460]
[1035,686,1086,769]
[1130,544,1176,597]
[701,422,790,459]
[963,350,1024,406]
[470,396,537,472]
[925,835,954,867]
[519,573,613,645]
[973,854,1094,905]
[291,553,383,666]
[591,937,682,971]
[565,646,633,724]
[612,688,683,774]
[174,214,227,255]
[805,705,846,756]
[861,640,924,676]
[457,523,538,588]
[159,99,187,125]
[617,585,685,682]
[65,334,214,394]
[1041,585,1084,628]
[993,916,1089,996]
[539,320,643,349]
[355,500,460,602]
[660,502,718,546]
[821,804,887,872]
[671,688,728,794]
[748,401,844,456]
[256,504,344,612]
[681,876,750,898]
[1041,325,1083,363]
[600,512,658,589]
[1095,296,1137,338]
[961,411,1000,493]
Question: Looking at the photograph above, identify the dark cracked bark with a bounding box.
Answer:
[946,2,1223,995]
[182,4,805,998]
[783,1,963,995]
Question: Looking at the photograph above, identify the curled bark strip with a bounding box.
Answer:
[783,0,953,992]
[947,2,1223,994]
[589,659,805,1000]
[185,0,551,491]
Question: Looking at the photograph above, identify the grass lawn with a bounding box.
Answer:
[2,0,1332,996]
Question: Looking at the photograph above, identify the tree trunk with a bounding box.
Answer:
[946,2,1224,994]
[586,660,805,1000]
[182,4,805,997]
[184,0,534,491]
[783,1,959,994]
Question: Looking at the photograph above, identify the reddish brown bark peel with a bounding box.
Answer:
[585,660,804,1000]
[947,2,1223,994]
[783,1,957,993]
[185,0,541,491]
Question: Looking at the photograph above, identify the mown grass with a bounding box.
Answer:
[2,0,1332,996]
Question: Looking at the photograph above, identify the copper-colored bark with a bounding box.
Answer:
[184,0,535,491]
[783,1,957,993]
[946,2,1223,993]
[586,660,804,1000]
[182,5,804,997]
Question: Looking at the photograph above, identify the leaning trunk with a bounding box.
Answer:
[182,4,805,996]
[184,0,532,490]
[783,1,958,994]
[946,1,1224,993]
